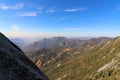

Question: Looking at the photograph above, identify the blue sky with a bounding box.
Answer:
[0,0,120,38]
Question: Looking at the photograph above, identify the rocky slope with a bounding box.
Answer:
[0,32,49,80]
[27,36,120,80]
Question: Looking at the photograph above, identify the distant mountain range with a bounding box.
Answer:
[24,36,119,80]
[25,37,112,52]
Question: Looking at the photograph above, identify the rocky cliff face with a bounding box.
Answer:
[0,33,49,80]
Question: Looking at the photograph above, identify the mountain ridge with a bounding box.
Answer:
[25,37,112,52]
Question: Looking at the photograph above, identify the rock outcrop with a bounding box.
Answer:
[0,33,49,80]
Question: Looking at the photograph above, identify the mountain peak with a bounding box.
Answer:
[114,36,120,40]
[0,32,49,80]
[111,36,120,45]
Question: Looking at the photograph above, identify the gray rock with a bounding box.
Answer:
[0,32,49,80]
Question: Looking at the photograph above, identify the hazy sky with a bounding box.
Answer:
[0,0,120,38]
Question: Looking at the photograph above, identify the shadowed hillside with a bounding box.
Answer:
[0,33,49,80]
